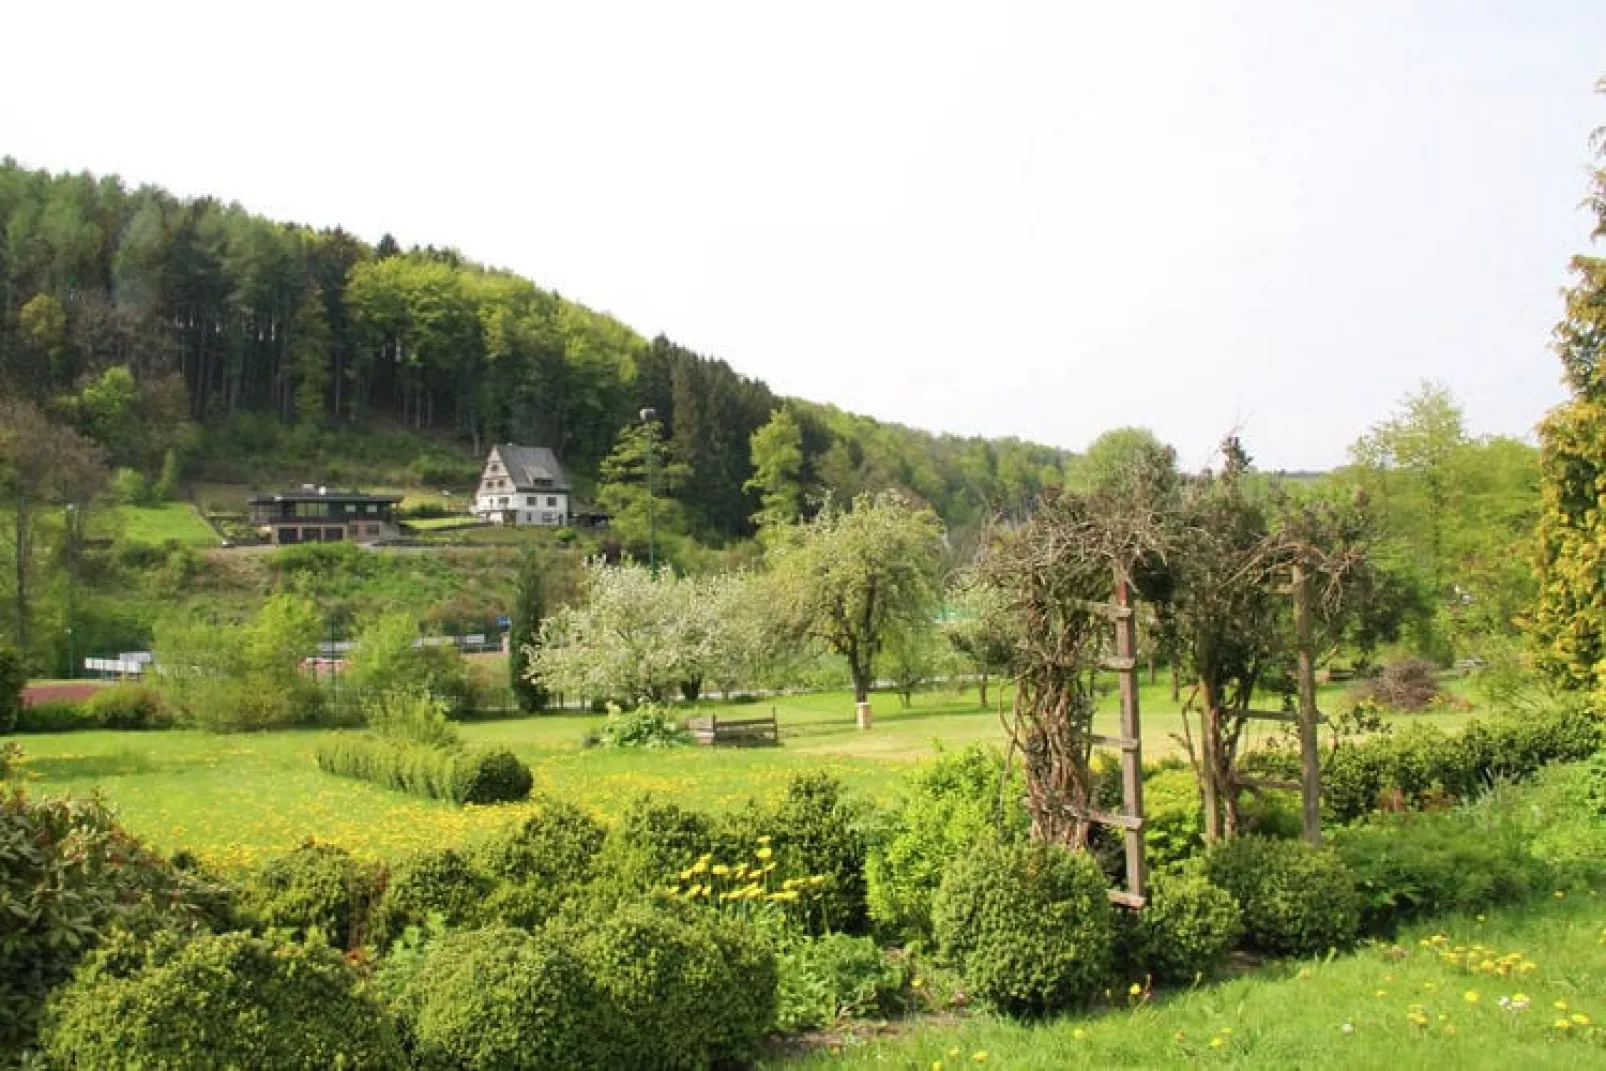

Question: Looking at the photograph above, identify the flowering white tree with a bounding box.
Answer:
[530,560,769,704]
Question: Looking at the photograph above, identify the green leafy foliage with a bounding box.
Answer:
[1332,810,1551,936]
[1118,866,1242,986]
[722,772,870,935]
[474,799,607,928]
[866,746,1028,946]
[560,900,778,1069]
[315,735,533,805]
[243,841,382,949]
[390,925,604,1070]
[81,682,172,730]
[364,687,462,748]
[11,700,89,733]
[1202,835,1361,958]
[0,644,22,732]
[41,931,403,1069]
[777,933,909,1032]
[933,836,1116,1017]
[589,701,691,748]
[371,848,490,949]
[592,796,716,900]
[0,791,212,1052]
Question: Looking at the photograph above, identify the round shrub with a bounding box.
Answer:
[562,901,777,1068]
[593,796,716,899]
[1119,867,1241,985]
[453,747,534,804]
[1202,835,1361,958]
[724,772,870,935]
[933,836,1116,1016]
[42,931,403,1069]
[394,926,605,1070]
[476,798,607,928]
[371,848,490,949]
[866,745,1028,945]
[1139,765,1205,869]
[245,841,381,948]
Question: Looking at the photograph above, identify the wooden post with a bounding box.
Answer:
[1290,563,1322,845]
[1113,567,1146,902]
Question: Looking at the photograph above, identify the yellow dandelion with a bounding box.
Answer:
[1571,1013,1591,1026]
[1555,999,1569,1011]
[1072,1029,1087,1041]
[1554,1019,1572,1031]
[1128,983,1142,997]
[971,1053,989,1063]
[1209,1037,1225,1049]
[1464,991,1480,1004]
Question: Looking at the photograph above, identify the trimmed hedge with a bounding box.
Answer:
[41,931,404,1069]
[933,836,1116,1016]
[316,733,533,805]
[1203,835,1361,958]
[1254,705,1603,824]
[1119,866,1242,985]
[393,926,606,1070]
[244,841,383,949]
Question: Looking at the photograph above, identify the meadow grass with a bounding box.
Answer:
[5,684,1479,871]
[111,503,221,547]
[773,895,1606,1069]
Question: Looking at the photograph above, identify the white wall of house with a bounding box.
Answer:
[472,446,569,525]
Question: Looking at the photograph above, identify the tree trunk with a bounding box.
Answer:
[977,670,989,709]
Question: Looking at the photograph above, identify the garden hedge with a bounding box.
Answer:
[316,733,533,805]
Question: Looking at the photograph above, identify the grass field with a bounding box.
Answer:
[5,683,1482,871]
[111,503,220,547]
[776,894,1606,1069]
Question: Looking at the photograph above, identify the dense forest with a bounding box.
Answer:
[0,158,1069,542]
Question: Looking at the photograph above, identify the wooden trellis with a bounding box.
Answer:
[1232,563,1324,845]
[1076,567,1148,909]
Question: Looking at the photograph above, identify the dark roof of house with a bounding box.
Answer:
[494,445,571,491]
[248,490,403,505]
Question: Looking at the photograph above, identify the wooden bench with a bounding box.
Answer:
[685,711,780,747]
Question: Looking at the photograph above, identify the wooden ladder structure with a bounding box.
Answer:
[1233,563,1324,845]
[1079,567,1148,909]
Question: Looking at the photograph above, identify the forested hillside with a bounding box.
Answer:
[0,159,1068,542]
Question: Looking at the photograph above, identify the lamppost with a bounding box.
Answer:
[639,407,659,576]
[65,503,76,680]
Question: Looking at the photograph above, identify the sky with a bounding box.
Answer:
[3,1,1603,470]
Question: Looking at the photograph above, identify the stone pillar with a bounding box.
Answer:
[856,701,873,730]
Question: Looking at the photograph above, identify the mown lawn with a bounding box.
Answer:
[111,502,221,547]
[776,895,1606,1069]
[3,684,1483,871]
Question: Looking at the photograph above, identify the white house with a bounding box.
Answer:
[474,444,571,526]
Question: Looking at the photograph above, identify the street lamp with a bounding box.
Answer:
[639,408,658,576]
[65,503,76,680]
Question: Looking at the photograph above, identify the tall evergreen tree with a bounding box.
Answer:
[509,551,549,712]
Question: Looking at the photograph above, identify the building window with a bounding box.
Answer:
[546,496,557,507]
[541,512,555,524]
[527,496,537,506]
[498,497,509,507]
[325,527,344,541]
[366,504,378,514]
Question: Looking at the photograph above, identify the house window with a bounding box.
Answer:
[324,527,344,541]
[366,504,378,514]
[541,512,555,524]
[498,497,509,507]
[527,496,537,506]
[546,496,557,507]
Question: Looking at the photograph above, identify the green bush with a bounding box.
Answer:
[1140,764,1206,869]
[13,699,92,733]
[777,933,908,1032]
[454,747,534,804]
[933,836,1116,1017]
[1119,866,1241,986]
[82,683,172,730]
[724,772,870,934]
[562,900,778,1069]
[593,796,715,899]
[476,799,607,928]
[866,745,1029,946]
[589,701,691,748]
[371,848,490,949]
[0,644,22,733]
[0,790,209,1051]
[1332,809,1550,936]
[41,931,403,1069]
[244,841,382,949]
[1316,705,1604,823]
[315,734,534,805]
[391,926,605,1070]
[1586,749,1606,816]
[1202,835,1361,958]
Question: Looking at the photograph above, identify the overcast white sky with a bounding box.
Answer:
[3,2,1603,469]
